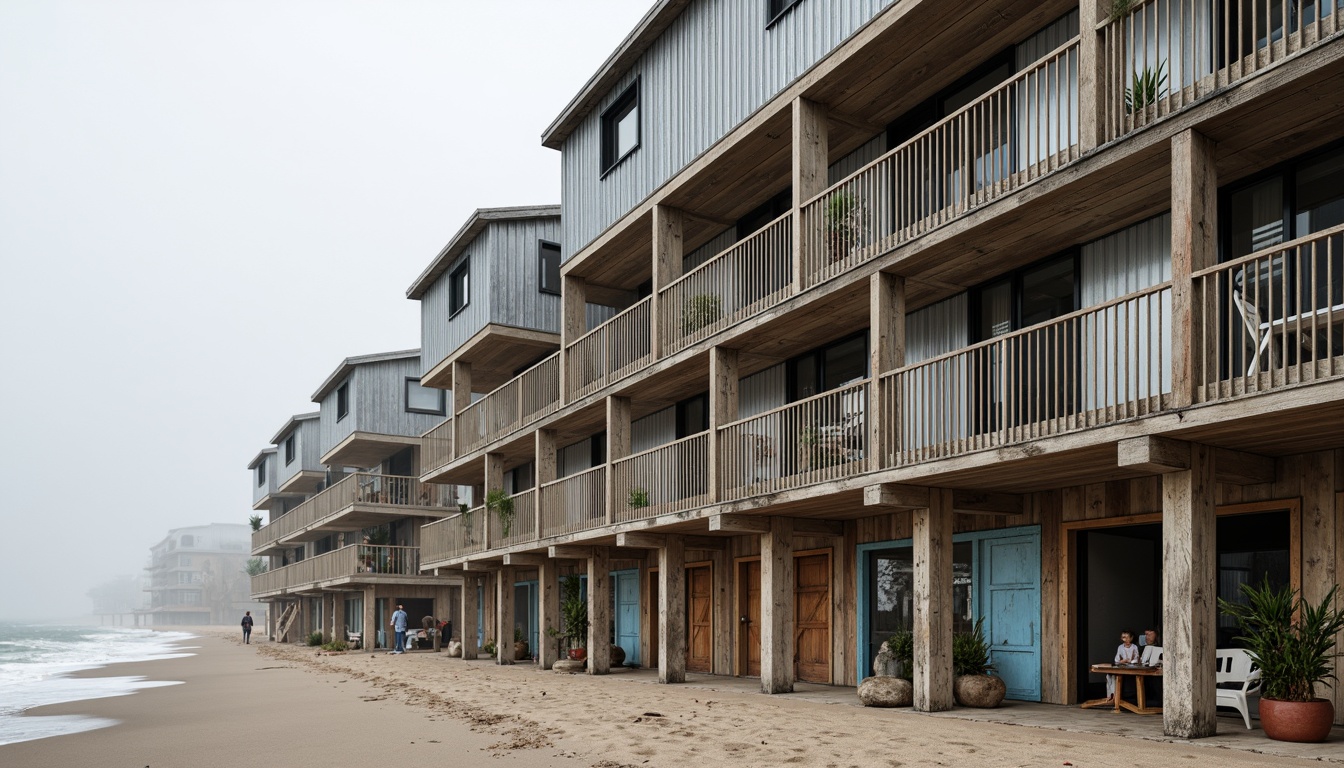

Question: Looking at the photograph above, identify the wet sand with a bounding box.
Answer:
[1,629,1332,768]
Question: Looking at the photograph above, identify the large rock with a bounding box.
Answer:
[553,659,585,674]
[445,641,462,658]
[857,675,912,708]
[872,640,901,678]
[954,674,1006,708]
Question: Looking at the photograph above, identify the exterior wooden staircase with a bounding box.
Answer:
[275,602,300,643]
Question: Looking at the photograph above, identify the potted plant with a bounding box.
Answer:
[482,638,497,658]
[513,626,530,661]
[560,574,588,661]
[682,294,723,335]
[1124,60,1168,122]
[628,487,650,509]
[824,190,863,262]
[952,617,1005,708]
[248,514,263,532]
[1219,577,1344,742]
[485,489,515,538]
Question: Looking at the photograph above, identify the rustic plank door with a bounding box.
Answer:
[686,563,713,674]
[794,550,831,684]
[737,558,761,676]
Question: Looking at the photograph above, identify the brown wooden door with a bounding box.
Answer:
[686,563,713,674]
[794,551,831,684]
[737,559,761,676]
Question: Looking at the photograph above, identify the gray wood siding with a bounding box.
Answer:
[276,418,322,488]
[320,357,448,462]
[560,0,894,257]
[488,218,564,334]
[251,452,276,506]
[318,374,356,460]
[420,233,492,379]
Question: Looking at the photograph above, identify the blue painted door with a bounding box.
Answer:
[978,532,1041,701]
[611,569,640,666]
[477,585,485,648]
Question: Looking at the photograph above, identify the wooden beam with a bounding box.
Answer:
[1211,447,1276,485]
[615,532,667,549]
[659,535,687,684]
[864,483,930,509]
[708,513,770,533]
[913,489,954,712]
[459,575,479,660]
[548,545,595,559]
[495,565,515,666]
[760,516,794,694]
[537,558,560,671]
[587,548,611,676]
[684,536,731,551]
[1162,442,1218,738]
[461,560,501,572]
[1117,436,1193,473]
[708,346,739,502]
[1171,129,1218,407]
[825,109,883,136]
[951,490,1023,516]
[502,553,547,567]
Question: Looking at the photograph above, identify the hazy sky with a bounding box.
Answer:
[0,0,651,621]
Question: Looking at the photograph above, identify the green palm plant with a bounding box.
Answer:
[1218,577,1344,702]
[248,514,263,532]
[1124,61,1168,113]
[485,489,515,537]
[953,617,997,676]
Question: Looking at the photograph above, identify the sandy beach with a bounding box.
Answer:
[2,629,1338,768]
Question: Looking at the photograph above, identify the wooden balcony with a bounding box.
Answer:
[250,544,421,598]
[565,298,652,401]
[250,473,460,555]
[540,465,606,538]
[455,352,561,457]
[420,505,486,564]
[421,419,454,476]
[610,432,711,523]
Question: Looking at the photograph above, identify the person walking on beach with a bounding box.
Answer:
[241,611,254,644]
[390,604,408,654]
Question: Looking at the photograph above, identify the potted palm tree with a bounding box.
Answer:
[1219,578,1344,742]
[952,617,1005,708]
[560,574,588,662]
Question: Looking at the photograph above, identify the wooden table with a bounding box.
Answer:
[1080,663,1162,715]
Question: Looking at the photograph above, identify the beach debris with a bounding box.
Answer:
[642,711,663,717]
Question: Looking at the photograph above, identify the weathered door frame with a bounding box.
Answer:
[733,556,761,677]
[793,547,834,684]
[685,560,714,674]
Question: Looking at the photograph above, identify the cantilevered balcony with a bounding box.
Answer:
[250,544,421,598]
[251,473,458,555]
[455,352,561,457]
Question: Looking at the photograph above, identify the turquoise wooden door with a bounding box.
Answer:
[978,532,1041,701]
[611,569,640,666]
[476,585,485,648]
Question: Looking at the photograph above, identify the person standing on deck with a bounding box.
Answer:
[390,604,408,654]
[241,611,253,644]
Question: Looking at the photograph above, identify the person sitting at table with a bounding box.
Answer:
[1140,628,1163,703]
[1103,630,1142,705]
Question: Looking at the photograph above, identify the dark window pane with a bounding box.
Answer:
[1020,257,1075,327]
[1295,147,1344,236]
[1229,176,1284,258]
[976,280,1013,340]
[822,336,868,390]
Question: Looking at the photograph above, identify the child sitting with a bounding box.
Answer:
[1104,630,1141,704]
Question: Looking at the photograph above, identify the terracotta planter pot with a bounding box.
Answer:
[953,674,1006,708]
[514,641,529,661]
[568,647,587,661]
[1260,698,1335,743]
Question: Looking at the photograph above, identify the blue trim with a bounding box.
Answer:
[855,524,1042,686]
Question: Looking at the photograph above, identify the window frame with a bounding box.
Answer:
[284,434,296,466]
[538,239,562,296]
[256,461,267,487]
[1217,140,1344,262]
[967,251,1081,342]
[449,257,471,317]
[766,0,803,28]
[336,382,350,422]
[785,331,870,402]
[404,377,447,416]
[600,79,641,177]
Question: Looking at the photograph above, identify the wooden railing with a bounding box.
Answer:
[421,506,486,564]
[422,419,455,475]
[455,352,561,456]
[566,297,653,400]
[658,214,794,355]
[880,283,1172,466]
[540,466,606,538]
[489,489,538,549]
[610,433,711,523]
[1102,0,1341,142]
[718,379,869,500]
[250,545,420,595]
[1194,225,1344,402]
[251,473,459,553]
[800,41,1080,288]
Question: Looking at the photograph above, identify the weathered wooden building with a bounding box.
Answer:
[413,0,1344,739]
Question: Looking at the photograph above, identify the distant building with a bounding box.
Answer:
[88,574,145,624]
[140,523,262,626]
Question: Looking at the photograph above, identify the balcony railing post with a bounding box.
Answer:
[652,205,685,360]
[792,97,829,292]
[1171,129,1218,407]
[452,361,472,460]
[605,396,631,525]
[869,273,906,471]
[561,275,588,404]
[1079,0,1105,152]
[708,346,740,502]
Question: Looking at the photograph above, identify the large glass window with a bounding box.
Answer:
[405,377,446,415]
[449,259,470,315]
[538,240,562,295]
[867,542,975,667]
[1226,145,1344,260]
[601,81,640,174]
[788,333,869,401]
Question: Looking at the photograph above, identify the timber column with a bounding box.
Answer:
[1171,129,1218,407]
[659,535,687,683]
[537,557,561,671]
[587,547,611,675]
[791,96,829,292]
[651,205,684,358]
[330,593,346,645]
[913,488,954,711]
[1078,0,1106,152]
[761,516,795,694]
[495,565,515,665]
[559,275,587,404]
[605,396,632,524]
[868,272,906,471]
[451,361,472,460]
[708,346,739,502]
[1162,442,1218,738]
[460,577,479,660]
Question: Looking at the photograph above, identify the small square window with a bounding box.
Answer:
[600,80,640,174]
[336,382,350,421]
[284,435,296,466]
[539,240,562,295]
[450,258,471,315]
[405,377,446,416]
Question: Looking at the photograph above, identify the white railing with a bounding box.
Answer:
[800,41,1080,287]
[1194,224,1344,401]
[718,379,869,499]
[610,433,711,523]
[881,283,1172,466]
[456,352,561,455]
[1102,0,1342,141]
[421,506,486,563]
[566,298,653,400]
[540,465,606,538]
[658,214,794,355]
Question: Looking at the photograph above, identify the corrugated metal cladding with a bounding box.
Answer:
[560,0,895,258]
[420,230,490,379]
[1081,213,1172,305]
[907,294,969,365]
[488,218,564,334]
[319,358,448,463]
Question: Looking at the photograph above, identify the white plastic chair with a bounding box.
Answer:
[1215,648,1262,729]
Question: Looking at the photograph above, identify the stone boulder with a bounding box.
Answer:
[445,641,462,658]
[857,675,912,708]
[953,674,1006,708]
[553,659,585,674]
[872,640,901,678]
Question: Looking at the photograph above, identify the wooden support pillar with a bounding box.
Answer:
[537,558,560,671]
[484,452,504,544]
[1078,0,1106,152]
[760,516,795,694]
[791,96,829,291]
[658,535,687,684]
[1162,442,1218,738]
[587,548,611,675]
[535,429,556,536]
[868,272,905,471]
[913,488,954,712]
[560,275,588,404]
[363,590,377,650]
[651,205,684,358]
[460,577,479,660]
[331,593,346,644]
[495,565,515,665]
[1171,129,1218,407]
[606,396,632,524]
[451,361,472,461]
[708,346,739,502]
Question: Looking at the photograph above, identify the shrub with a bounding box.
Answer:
[628,487,650,509]
[307,631,324,647]
[320,640,348,652]
[886,630,914,681]
[953,617,996,676]
[1219,577,1344,701]
[682,294,723,335]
